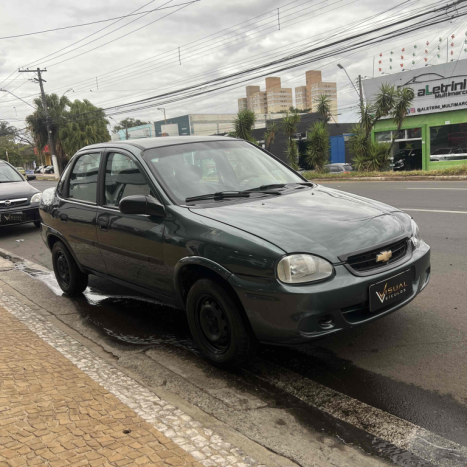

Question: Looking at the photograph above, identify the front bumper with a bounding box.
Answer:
[229,241,431,344]
[0,206,40,227]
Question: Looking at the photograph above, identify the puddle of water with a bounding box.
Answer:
[11,259,195,350]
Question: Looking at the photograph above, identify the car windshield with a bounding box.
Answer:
[143,140,305,204]
[433,148,452,155]
[0,164,23,183]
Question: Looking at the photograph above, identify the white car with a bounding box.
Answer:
[430,148,467,161]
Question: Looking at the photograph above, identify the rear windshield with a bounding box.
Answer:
[0,164,23,183]
[143,140,303,204]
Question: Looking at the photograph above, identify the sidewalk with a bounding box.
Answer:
[0,286,264,467]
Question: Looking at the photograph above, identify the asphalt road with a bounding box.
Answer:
[1,179,467,466]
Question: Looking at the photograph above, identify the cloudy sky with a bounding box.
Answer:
[0,0,464,129]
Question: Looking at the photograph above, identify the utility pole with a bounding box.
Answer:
[358,75,364,113]
[18,68,59,179]
[125,122,129,140]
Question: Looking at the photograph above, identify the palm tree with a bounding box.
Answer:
[314,94,332,122]
[282,111,301,169]
[59,99,110,156]
[388,87,414,151]
[306,121,329,172]
[26,94,70,170]
[231,109,256,143]
[0,121,16,138]
[264,121,279,151]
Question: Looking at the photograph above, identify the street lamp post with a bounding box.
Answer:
[337,64,364,113]
[157,108,167,124]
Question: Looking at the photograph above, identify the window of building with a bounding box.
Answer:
[430,123,467,162]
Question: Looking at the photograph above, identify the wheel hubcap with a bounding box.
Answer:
[197,297,230,353]
[56,252,70,285]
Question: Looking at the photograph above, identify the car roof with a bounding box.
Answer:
[78,135,239,152]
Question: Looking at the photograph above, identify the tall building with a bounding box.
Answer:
[295,86,308,110]
[305,70,338,121]
[238,78,292,114]
[249,91,268,114]
[238,98,248,111]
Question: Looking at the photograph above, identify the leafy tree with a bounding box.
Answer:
[59,99,110,156]
[314,94,332,123]
[281,111,301,169]
[0,121,16,138]
[0,136,35,167]
[112,118,148,134]
[349,84,414,172]
[26,94,70,170]
[264,121,279,151]
[306,121,329,172]
[288,106,311,113]
[230,109,257,143]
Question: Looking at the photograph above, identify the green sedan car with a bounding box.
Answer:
[39,136,431,365]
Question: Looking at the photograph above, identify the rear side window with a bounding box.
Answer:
[104,153,151,207]
[68,153,101,203]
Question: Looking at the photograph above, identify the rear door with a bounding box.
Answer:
[56,152,106,272]
[96,150,169,296]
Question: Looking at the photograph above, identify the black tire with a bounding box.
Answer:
[33,220,41,228]
[186,278,257,365]
[52,241,88,295]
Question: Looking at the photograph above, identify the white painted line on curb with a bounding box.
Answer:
[400,208,467,214]
[406,188,467,190]
[252,361,467,467]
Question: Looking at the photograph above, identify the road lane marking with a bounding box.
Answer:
[406,188,467,190]
[400,208,467,214]
[252,360,467,467]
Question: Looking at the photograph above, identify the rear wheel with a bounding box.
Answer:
[186,278,256,365]
[52,241,88,295]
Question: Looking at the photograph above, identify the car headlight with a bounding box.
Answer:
[411,218,420,248]
[277,254,333,284]
[31,193,42,204]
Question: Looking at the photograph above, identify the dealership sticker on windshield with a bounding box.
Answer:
[369,270,413,313]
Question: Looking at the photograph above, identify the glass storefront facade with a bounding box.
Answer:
[372,109,467,171]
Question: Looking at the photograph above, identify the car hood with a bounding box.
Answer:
[190,185,412,263]
[0,180,39,199]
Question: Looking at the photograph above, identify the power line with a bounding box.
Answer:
[39,0,467,126]
[0,2,201,40]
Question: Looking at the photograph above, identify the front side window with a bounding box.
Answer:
[143,140,304,204]
[68,153,101,203]
[0,163,23,183]
[104,153,151,207]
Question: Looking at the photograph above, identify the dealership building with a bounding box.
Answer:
[363,59,467,170]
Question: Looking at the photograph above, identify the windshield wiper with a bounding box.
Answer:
[244,182,313,193]
[186,191,251,203]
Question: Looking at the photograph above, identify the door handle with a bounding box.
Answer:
[59,213,68,223]
[97,215,109,231]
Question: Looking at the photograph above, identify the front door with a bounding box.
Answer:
[57,152,106,273]
[96,151,168,296]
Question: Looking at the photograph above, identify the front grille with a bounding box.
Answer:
[0,198,29,209]
[347,238,409,272]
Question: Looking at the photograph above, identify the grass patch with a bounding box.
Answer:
[303,165,467,179]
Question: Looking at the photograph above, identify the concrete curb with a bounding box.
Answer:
[308,175,467,182]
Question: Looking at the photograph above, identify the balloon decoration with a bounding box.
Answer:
[376,32,466,74]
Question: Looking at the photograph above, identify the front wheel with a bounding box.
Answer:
[33,220,41,228]
[52,241,88,295]
[186,278,257,365]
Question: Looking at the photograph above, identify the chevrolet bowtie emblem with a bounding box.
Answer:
[376,250,393,263]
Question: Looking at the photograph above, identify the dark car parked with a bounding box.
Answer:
[393,148,423,171]
[0,160,41,228]
[40,137,431,365]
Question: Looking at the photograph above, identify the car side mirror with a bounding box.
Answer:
[119,195,165,217]
[27,174,36,181]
